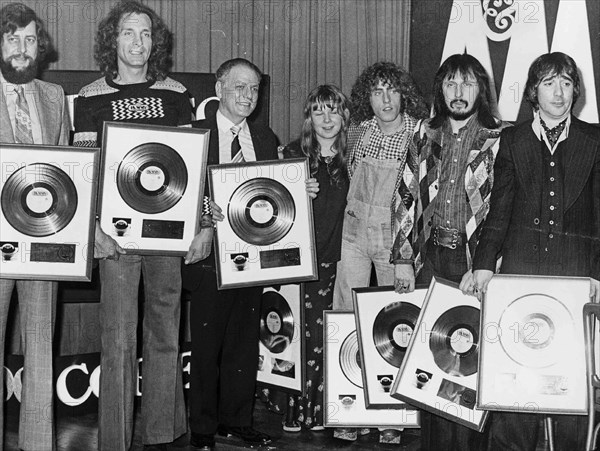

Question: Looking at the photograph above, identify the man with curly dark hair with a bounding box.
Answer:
[331,61,428,443]
[0,3,70,450]
[73,2,192,450]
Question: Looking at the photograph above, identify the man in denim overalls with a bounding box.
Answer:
[332,61,427,443]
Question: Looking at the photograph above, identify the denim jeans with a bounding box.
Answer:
[333,156,399,310]
[98,254,186,450]
[0,279,57,451]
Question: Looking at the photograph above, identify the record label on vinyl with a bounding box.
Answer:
[139,166,166,192]
[266,311,282,334]
[26,188,53,213]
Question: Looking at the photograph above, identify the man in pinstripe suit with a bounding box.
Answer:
[471,52,600,450]
[0,3,70,451]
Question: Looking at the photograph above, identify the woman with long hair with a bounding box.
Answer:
[260,84,350,432]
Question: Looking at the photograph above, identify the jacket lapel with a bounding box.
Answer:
[513,122,543,204]
[0,87,15,143]
[562,117,597,211]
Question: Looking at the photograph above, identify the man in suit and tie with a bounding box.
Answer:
[181,58,279,450]
[469,52,600,450]
[0,3,70,450]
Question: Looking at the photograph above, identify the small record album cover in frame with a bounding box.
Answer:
[478,274,589,415]
[0,144,99,281]
[98,122,209,255]
[353,286,427,409]
[257,284,305,394]
[324,311,420,429]
[391,277,488,432]
[209,158,318,290]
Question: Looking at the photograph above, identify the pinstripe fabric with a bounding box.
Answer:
[0,279,57,451]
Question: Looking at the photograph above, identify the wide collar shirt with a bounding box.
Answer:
[531,109,571,155]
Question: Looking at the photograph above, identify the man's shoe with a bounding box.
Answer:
[190,432,216,450]
[217,425,272,445]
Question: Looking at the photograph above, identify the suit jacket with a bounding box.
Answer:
[472,116,600,278]
[0,78,70,145]
[181,113,279,291]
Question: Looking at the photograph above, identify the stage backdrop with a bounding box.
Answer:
[410,0,599,124]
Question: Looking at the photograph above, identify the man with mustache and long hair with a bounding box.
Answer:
[393,53,509,451]
[0,3,70,451]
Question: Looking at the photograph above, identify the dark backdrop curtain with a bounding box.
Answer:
[24,0,411,144]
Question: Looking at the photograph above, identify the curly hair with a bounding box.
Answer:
[430,53,499,129]
[350,61,429,123]
[0,2,55,66]
[524,52,580,110]
[94,1,173,81]
[300,84,350,186]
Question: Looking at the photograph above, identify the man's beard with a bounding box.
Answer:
[445,97,481,122]
[0,55,38,84]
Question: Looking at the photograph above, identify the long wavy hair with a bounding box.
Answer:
[0,2,55,67]
[94,1,173,81]
[350,61,429,124]
[300,84,350,186]
[430,53,498,129]
[524,52,580,110]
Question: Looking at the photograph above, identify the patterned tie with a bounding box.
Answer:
[14,85,34,144]
[230,125,244,163]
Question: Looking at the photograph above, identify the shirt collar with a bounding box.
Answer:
[531,109,571,143]
[368,112,410,136]
[216,109,248,136]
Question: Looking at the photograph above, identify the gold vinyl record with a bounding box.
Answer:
[499,294,572,368]
[429,306,479,377]
[260,291,295,354]
[228,178,295,246]
[372,301,420,368]
[1,163,77,237]
[116,142,187,214]
[339,331,363,388]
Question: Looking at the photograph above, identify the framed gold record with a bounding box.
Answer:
[208,158,318,289]
[98,122,209,255]
[352,286,426,409]
[257,284,305,395]
[391,277,488,432]
[0,144,99,281]
[324,311,420,429]
[478,274,589,415]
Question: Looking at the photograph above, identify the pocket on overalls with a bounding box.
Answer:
[342,208,361,243]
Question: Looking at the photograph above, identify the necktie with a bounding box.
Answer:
[14,86,34,144]
[230,126,244,163]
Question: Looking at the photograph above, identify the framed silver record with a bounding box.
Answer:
[0,144,99,281]
[323,310,420,429]
[353,286,427,409]
[257,284,305,394]
[208,158,318,289]
[478,274,589,415]
[98,122,209,255]
[391,277,488,432]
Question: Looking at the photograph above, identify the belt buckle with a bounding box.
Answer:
[448,227,458,249]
